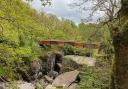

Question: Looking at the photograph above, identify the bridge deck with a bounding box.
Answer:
[39,40,100,49]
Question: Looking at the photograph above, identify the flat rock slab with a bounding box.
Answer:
[68,83,77,89]
[64,55,95,66]
[52,70,79,87]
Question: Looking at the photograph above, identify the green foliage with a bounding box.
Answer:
[51,29,69,40]
[62,45,89,56]
[77,58,111,89]
[0,0,111,81]
[62,45,75,55]
[56,87,63,89]
[120,0,128,16]
[0,44,22,79]
[0,0,82,79]
[78,23,110,43]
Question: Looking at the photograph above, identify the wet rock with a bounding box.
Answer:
[52,70,79,87]
[21,52,64,82]
[41,52,64,75]
[56,63,62,68]
[48,71,58,79]
[54,52,64,63]
[30,60,42,74]
[40,55,51,75]
[21,59,43,82]
[44,75,53,83]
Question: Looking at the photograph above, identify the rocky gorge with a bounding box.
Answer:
[0,52,96,89]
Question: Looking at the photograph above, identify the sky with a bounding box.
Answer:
[26,0,82,24]
[25,0,104,24]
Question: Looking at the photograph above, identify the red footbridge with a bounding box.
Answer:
[39,40,100,49]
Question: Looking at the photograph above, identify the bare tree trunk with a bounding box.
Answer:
[110,0,128,88]
[111,26,128,89]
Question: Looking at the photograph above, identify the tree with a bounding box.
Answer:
[71,0,128,89]
[111,0,128,89]
[72,0,121,37]
[72,0,121,21]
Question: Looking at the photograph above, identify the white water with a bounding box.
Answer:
[64,55,96,66]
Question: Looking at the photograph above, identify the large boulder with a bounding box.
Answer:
[68,83,77,89]
[21,52,64,82]
[17,82,35,89]
[52,70,79,88]
[18,83,35,89]
[41,52,64,75]
[21,59,43,82]
[61,56,81,73]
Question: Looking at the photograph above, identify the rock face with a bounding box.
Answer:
[7,52,81,89]
[52,70,79,88]
[21,59,43,82]
[21,52,64,82]
[41,52,64,76]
